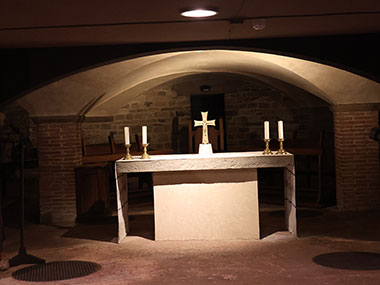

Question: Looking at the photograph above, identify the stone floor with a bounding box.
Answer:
[1,205,380,284]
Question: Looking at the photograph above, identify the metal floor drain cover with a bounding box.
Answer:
[12,261,101,282]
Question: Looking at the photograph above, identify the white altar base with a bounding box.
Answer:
[154,169,258,240]
[115,152,296,243]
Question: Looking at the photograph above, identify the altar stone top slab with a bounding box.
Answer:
[116,151,294,173]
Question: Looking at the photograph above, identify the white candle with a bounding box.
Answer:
[264,121,270,140]
[124,126,130,145]
[142,126,147,144]
[278,120,284,139]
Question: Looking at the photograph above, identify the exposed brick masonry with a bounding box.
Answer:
[83,85,332,152]
[334,110,380,210]
[37,121,82,226]
[83,88,190,151]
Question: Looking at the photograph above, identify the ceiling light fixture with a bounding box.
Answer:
[180,8,218,18]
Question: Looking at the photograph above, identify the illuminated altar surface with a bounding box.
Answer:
[115,152,296,242]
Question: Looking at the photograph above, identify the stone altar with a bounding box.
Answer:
[115,152,296,242]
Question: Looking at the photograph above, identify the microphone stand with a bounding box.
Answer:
[9,136,45,267]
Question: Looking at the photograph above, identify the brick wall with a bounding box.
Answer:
[225,90,297,149]
[37,120,82,226]
[334,110,380,210]
[83,84,331,152]
[83,87,190,151]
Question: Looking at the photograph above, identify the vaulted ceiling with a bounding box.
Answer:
[2,1,380,116]
[16,50,380,117]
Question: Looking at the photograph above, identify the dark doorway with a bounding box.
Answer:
[190,94,226,151]
[190,94,225,130]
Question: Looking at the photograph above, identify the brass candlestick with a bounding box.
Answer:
[276,138,287,154]
[141,143,150,159]
[263,139,272,155]
[124,144,133,160]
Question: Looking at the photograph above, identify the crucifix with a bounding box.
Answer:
[194,111,215,144]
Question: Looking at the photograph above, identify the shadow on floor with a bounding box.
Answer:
[259,205,380,242]
[259,208,286,239]
[313,252,380,270]
[129,215,155,240]
[61,205,380,243]
[269,209,323,218]
[298,209,380,242]
[62,214,155,243]
[62,216,118,243]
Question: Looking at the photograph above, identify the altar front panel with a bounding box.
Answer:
[153,169,259,240]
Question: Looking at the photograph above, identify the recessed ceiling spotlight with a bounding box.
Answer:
[180,8,218,18]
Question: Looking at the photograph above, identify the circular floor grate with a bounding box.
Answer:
[313,252,380,270]
[12,261,101,282]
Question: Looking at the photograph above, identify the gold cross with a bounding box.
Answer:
[194,111,216,144]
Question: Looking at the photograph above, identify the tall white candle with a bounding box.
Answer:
[264,121,270,140]
[124,126,130,145]
[142,126,147,144]
[278,120,284,139]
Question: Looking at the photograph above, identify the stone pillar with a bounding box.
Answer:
[333,104,380,210]
[34,117,83,226]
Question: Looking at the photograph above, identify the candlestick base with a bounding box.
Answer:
[263,139,273,155]
[124,144,133,160]
[276,139,287,155]
[141,144,150,159]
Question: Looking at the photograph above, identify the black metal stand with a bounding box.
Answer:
[9,140,45,267]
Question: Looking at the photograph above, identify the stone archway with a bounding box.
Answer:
[11,49,380,225]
